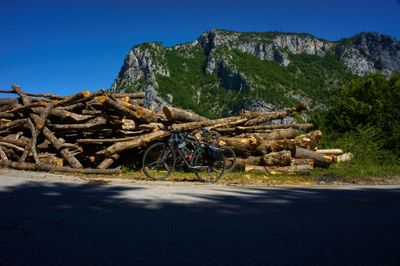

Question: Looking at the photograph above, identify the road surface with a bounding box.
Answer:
[0,170,399,265]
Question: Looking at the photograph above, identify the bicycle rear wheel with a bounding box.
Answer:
[221,146,236,172]
[194,153,225,183]
[142,142,175,180]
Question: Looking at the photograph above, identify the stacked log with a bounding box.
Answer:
[0,85,344,175]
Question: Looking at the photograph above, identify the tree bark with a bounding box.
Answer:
[52,90,91,107]
[245,164,313,174]
[98,95,140,120]
[242,105,307,126]
[40,126,83,168]
[294,146,332,168]
[0,119,28,131]
[49,108,93,121]
[294,130,322,150]
[315,149,343,155]
[219,136,259,156]
[114,92,145,99]
[171,117,244,132]
[237,128,299,141]
[97,154,120,169]
[262,151,292,166]
[215,123,315,134]
[290,159,314,166]
[52,116,107,130]
[162,106,208,122]
[0,146,8,160]
[234,156,262,170]
[0,160,120,174]
[76,136,141,144]
[104,130,170,156]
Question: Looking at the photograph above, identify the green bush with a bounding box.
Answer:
[326,72,400,155]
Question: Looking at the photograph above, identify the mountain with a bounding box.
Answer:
[111,30,400,118]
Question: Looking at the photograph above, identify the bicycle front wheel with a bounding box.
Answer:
[194,153,225,183]
[142,142,175,180]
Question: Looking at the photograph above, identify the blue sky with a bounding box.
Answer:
[1,0,399,95]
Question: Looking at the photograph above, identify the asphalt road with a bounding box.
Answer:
[0,171,399,266]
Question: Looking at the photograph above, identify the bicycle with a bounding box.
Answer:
[199,129,237,172]
[142,132,226,183]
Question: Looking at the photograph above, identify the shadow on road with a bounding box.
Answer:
[0,181,399,265]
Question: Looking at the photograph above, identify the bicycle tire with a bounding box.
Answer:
[221,146,236,172]
[142,142,175,180]
[194,152,225,183]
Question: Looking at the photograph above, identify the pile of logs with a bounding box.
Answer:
[0,84,346,175]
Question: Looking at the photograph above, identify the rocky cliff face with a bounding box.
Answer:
[111,30,400,117]
[336,32,400,76]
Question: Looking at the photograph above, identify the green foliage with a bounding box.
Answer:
[327,72,400,155]
[156,47,241,118]
[231,49,354,107]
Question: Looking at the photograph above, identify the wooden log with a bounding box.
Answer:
[257,139,296,154]
[38,153,63,167]
[23,92,66,100]
[81,109,102,115]
[97,154,120,169]
[215,123,315,134]
[315,149,343,155]
[0,146,8,160]
[245,164,313,174]
[98,95,139,120]
[0,103,22,112]
[207,118,248,130]
[290,159,314,166]
[219,136,258,156]
[1,146,20,161]
[0,98,19,105]
[49,108,93,121]
[52,90,91,107]
[266,165,313,174]
[0,112,15,119]
[235,156,262,170]
[0,134,30,147]
[171,117,244,132]
[162,106,208,122]
[0,160,120,174]
[60,102,85,111]
[6,101,48,113]
[0,89,66,100]
[29,113,46,130]
[114,92,145,98]
[37,139,50,150]
[41,127,83,168]
[76,136,140,144]
[262,151,292,166]
[138,123,164,131]
[244,165,268,174]
[26,118,40,164]
[243,105,307,126]
[294,130,322,150]
[129,99,144,106]
[12,84,30,105]
[103,130,170,156]
[124,101,160,123]
[121,118,136,130]
[52,116,107,130]
[294,146,332,168]
[237,128,299,141]
[0,142,25,152]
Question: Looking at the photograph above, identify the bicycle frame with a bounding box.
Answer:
[169,137,209,171]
